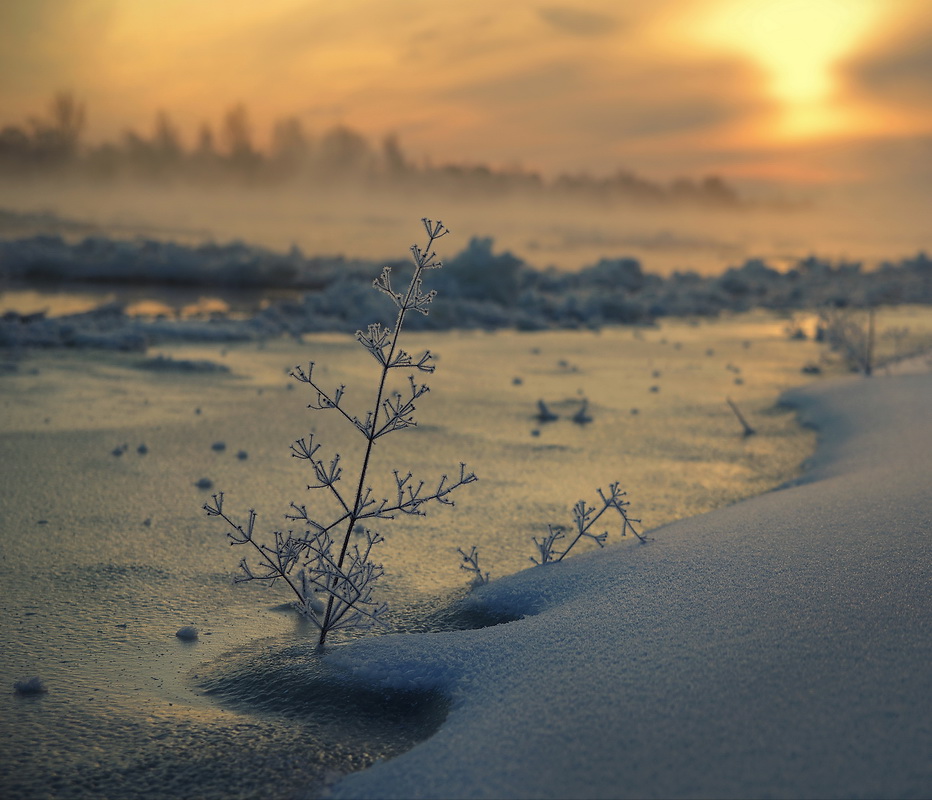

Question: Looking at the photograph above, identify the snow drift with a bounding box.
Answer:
[327,367,932,799]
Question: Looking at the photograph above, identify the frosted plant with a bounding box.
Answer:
[530,524,568,566]
[456,545,490,586]
[819,306,875,376]
[531,483,645,565]
[205,218,476,646]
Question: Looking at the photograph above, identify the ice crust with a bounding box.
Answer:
[2,235,931,350]
[329,371,932,799]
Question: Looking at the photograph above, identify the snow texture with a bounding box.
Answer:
[329,369,932,799]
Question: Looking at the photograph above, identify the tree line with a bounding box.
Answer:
[0,92,742,207]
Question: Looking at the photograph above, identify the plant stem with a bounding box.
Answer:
[558,502,611,561]
[215,505,306,607]
[726,396,755,436]
[318,227,441,645]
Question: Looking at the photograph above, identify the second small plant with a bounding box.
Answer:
[457,482,644,586]
[531,483,645,565]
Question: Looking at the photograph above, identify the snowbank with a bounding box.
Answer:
[3,235,931,343]
[328,368,932,799]
[0,234,367,289]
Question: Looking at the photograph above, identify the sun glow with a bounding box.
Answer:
[698,0,884,139]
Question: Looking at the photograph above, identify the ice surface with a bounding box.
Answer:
[329,368,932,799]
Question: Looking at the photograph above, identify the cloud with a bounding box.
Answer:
[5,0,927,187]
[441,61,586,107]
[842,22,932,114]
[537,6,619,37]
[406,46,770,176]
[0,0,116,100]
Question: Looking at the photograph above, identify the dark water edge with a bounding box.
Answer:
[0,590,516,800]
[2,696,402,800]
[190,640,450,800]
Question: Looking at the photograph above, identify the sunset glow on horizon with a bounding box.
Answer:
[693,0,882,141]
[1,0,931,187]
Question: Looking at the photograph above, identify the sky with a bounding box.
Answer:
[1,0,931,187]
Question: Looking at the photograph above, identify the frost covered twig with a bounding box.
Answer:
[457,545,490,586]
[205,219,475,646]
[531,482,645,565]
[531,524,566,566]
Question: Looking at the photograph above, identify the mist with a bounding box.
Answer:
[1,94,929,277]
[3,176,930,278]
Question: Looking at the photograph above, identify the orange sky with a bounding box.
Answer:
[2,0,931,185]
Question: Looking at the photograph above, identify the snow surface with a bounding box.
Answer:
[328,367,932,799]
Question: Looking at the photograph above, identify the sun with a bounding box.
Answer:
[697,0,884,139]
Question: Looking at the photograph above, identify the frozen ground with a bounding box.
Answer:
[328,358,932,799]
[1,314,928,799]
[0,315,823,799]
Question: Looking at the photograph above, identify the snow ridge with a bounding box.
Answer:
[328,370,932,799]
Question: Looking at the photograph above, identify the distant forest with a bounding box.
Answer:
[0,92,743,208]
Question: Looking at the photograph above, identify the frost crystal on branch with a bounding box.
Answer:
[205,219,475,646]
[373,266,404,308]
[356,323,392,365]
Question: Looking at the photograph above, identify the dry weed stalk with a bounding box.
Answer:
[531,483,645,565]
[206,219,476,646]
